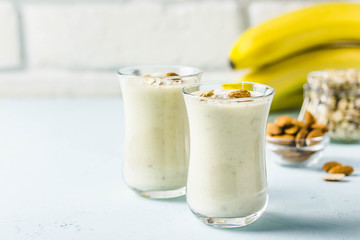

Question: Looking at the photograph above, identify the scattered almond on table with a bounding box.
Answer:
[322,173,346,182]
[322,161,340,172]
[322,161,354,182]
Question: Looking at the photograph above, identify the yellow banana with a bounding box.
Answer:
[270,90,303,112]
[229,3,360,69]
[225,47,360,111]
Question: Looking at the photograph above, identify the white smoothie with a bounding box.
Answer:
[185,89,271,218]
[121,75,197,192]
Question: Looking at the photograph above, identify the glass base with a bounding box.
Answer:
[132,186,186,199]
[189,202,267,228]
[267,148,323,168]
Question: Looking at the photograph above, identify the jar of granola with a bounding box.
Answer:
[300,69,360,142]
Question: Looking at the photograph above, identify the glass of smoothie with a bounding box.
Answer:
[118,65,202,198]
[182,81,274,227]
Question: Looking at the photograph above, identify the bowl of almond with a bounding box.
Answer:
[266,111,330,167]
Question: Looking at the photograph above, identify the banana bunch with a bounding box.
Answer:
[229,3,360,111]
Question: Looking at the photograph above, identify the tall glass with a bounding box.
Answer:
[183,81,274,227]
[118,66,202,198]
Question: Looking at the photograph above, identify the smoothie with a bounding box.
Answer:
[119,67,201,198]
[183,84,274,225]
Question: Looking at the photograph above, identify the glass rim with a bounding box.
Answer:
[304,83,360,94]
[117,65,203,78]
[309,69,360,76]
[307,70,360,89]
[182,80,275,101]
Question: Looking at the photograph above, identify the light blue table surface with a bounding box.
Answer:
[0,98,359,240]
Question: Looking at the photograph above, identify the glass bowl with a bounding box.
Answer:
[266,133,330,167]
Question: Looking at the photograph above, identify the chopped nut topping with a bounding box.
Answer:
[166,72,179,77]
[165,72,182,82]
[200,90,214,97]
[227,89,251,98]
[149,80,163,86]
[143,72,184,86]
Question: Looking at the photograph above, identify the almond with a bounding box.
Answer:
[344,166,355,176]
[306,129,325,146]
[292,119,307,129]
[284,125,299,135]
[274,115,293,128]
[295,128,308,147]
[322,161,341,172]
[227,89,251,98]
[200,90,214,97]
[270,134,295,145]
[328,165,354,176]
[311,123,329,133]
[266,123,282,136]
[304,111,316,126]
[322,173,345,182]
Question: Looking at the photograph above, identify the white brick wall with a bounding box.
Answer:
[0,1,21,69]
[0,0,357,97]
[0,70,243,97]
[248,0,360,27]
[248,1,317,26]
[0,70,120,97]
[23,1,241,70]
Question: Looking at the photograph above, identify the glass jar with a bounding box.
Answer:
[301,69,360,142]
